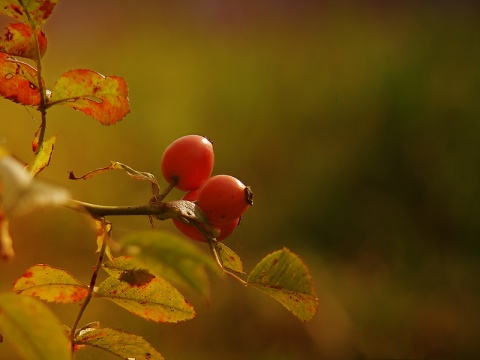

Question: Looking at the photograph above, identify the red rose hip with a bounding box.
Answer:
[173,189,240,242]
[173,217,240,242]
[161,135,214,191]
[197,175,253,225]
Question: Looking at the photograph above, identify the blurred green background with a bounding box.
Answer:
[1,1,480,359]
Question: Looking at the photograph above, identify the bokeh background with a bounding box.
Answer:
[1,1,480,359]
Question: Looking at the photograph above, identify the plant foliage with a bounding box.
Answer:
[0,0,319,358]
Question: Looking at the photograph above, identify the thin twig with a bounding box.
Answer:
[153,179,177,202]
[69,219,108,352]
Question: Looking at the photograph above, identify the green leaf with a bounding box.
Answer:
[0,293,70,360]
[0,23,48,59]
[13,264,89,303]
[0,0,58,27]
[28,135,56,176]
[118,231,221,298]
[94,274,195,323]
[247,248,319,322]
[213,241,244,274]
[49,69,130,125]
[0,53,41,106]
[75,326,164,359]
[103,256,149,277]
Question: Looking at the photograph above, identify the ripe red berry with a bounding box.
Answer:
[215,218,241,241]
[172,218,206,242]
[161,135,214,191]
[197,175,253,225]
[173,217,240,243]
[173,190,240,242]
[181,188,201,202]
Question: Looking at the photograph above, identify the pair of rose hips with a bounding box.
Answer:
[161,135,253,242]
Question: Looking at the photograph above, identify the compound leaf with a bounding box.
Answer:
[247,247,319,322]
[118,231,221,298]
[94,274,195,323]
[75,327,164,360]
[49,69,130,125]
[0,22,47,59]
[0,0,58,27]
[0,293,70,360]
[0,53,42,106]
[13,264,89,303]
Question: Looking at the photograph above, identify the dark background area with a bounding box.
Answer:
[1,1,480,359]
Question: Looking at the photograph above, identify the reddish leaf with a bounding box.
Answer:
[13,264,89,303]
[49,69,130,125]
[0,0,58,27]
[0,53,42,105]
[94,275,196,323]
[0,23,47,59]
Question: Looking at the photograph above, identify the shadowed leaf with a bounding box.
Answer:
[13,264,89,303]
[28,135,55,176]
[0,0,58,27]
[247,247,319,322]
[0,23,47,59]
[118,231,221,298]
[103,256,157,287]
[75,327,164,360]
[103,256,154,282]
[94,275,195,323]
[0,293,70,360]
[49,69,130,125]
[119,268,155,286]
[0,53,42,106]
